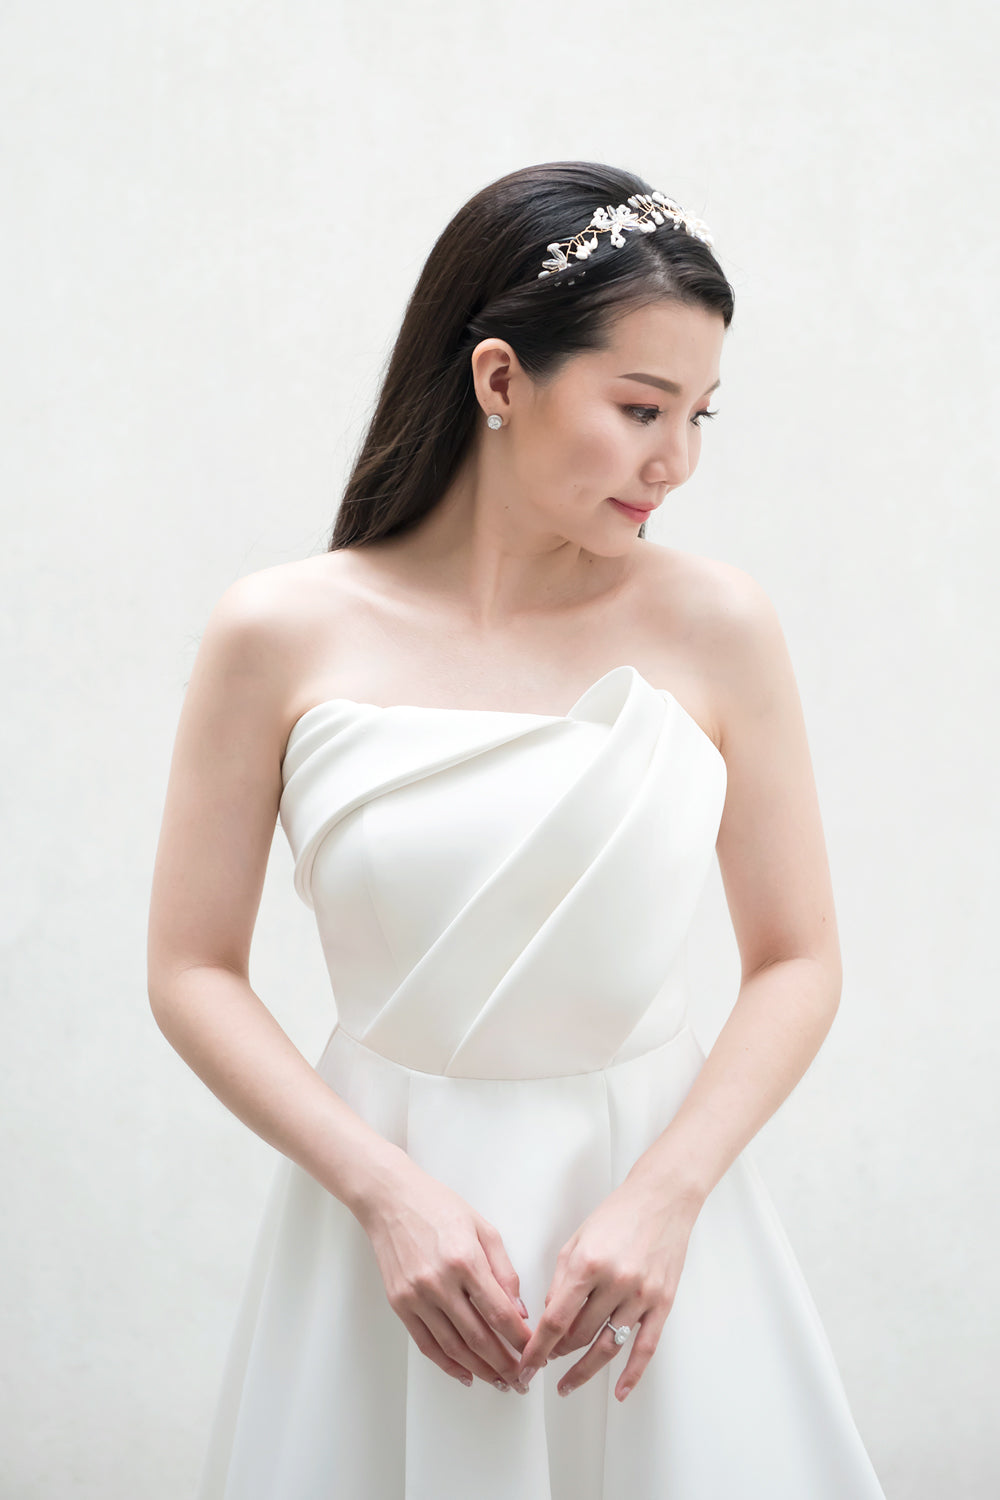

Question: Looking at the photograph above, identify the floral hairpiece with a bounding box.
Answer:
[537,191,714,278]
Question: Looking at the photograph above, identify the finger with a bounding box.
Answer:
[463,1235,533,1356]
[464,1279,533,1361]
[515,1281,592,1373]
[549,1257,648,1356]
[548,1289,614,1356]
[420,1300,520,1388]
[612,1301,670,1402]
[556,1299,649,1397]
[549,1274,642,1356]
[399,1310,476,1388]
[447,1286,529,1383]
[474,1219,533,1334]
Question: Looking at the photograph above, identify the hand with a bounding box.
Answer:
[358,1158,535,1391]
[513,1169,700,1402]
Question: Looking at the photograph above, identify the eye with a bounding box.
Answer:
[624,404,720,428]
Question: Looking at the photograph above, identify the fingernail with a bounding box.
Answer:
[558,1381,571,1397]
[519,1365,538,1389]
[460,1375,472,1387]
[518,1297,529,1318]
[493,1378,510,1392]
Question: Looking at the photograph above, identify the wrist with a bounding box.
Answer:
[339,1138,417,1229]
[623,1141,709,1224]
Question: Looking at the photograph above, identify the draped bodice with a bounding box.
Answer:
[278,664,727,1080]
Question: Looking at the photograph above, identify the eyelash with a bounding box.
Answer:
[624,405,718,427]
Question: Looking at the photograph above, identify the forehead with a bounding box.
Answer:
[551,300,724,395]
[600,300,725,363]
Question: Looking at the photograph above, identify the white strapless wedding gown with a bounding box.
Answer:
[196,664,885,1499]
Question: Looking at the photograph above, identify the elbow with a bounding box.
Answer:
[745,945,840,989]
[823,940,844,1012]
[147,974,172,1029]
[147,965,184,1038]
[147,939,183,1024]
[146,953,249,1032]
[810,936,842,1004]
[146,952,204,1035]
[744,948,842,1034]
[810,948,843,1036]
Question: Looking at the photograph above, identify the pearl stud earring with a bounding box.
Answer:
[487,414,504,430]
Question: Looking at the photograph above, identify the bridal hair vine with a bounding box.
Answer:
[537,191,714,278]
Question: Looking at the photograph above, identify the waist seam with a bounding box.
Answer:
[320,1019,699,1084]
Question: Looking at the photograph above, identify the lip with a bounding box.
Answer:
[607,497,658,522]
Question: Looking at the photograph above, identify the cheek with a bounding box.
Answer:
[539,410,624,493]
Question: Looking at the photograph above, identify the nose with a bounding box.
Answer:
[642,419,693,488]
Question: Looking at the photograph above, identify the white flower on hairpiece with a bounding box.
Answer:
[537,188,714,277]
[640,192,715,246]
[589,203,644,247]
[540,241,572,274]
[682,216,714,245]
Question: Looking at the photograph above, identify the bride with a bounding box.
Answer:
[147,160,886,1497]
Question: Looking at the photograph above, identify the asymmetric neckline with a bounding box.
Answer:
[282,664,724,767]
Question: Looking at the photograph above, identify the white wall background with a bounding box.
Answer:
[2,2,997,1496]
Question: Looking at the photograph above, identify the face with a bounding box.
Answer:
[493,299,724,548]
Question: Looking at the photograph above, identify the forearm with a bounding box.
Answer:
[148,964,411,1223]
[624,956,841,1210]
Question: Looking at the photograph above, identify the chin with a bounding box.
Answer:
[552,512,644,558]
[582,531,644,560]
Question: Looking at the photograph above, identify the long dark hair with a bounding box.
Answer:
[330,160,734,550]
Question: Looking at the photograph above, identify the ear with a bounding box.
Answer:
[469,338,524,416]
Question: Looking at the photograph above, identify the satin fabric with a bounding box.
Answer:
[196,664,885,1499]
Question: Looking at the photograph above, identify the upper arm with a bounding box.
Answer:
[146,571,301,999]
[707,567,842,983]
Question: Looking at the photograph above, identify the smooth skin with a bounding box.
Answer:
[147,299,841,1403]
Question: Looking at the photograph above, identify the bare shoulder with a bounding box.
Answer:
[637,540,778,634]
[199,551,360,705]
[205,552,351,649]
[634,543,797,748]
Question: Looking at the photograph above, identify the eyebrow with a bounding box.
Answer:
[619,371,722,397]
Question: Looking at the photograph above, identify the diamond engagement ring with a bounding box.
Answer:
[605,1318,631,1346]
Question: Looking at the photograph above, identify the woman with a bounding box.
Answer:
[147,160,887,1498]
